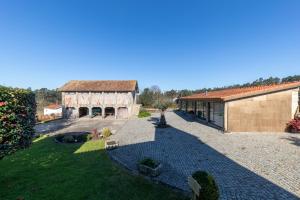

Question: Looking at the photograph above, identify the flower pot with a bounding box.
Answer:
[138,163,162,177]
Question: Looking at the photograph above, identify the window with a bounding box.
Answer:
[196,101,207,120]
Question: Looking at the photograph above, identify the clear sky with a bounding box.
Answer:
[0,0,299,91]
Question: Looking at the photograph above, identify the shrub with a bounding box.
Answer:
[286,119,300,133]
[63,135,75,143]
[139,158,158,169]
[102,128,112,138]
[138,110,151,118]
[0,86,36,159]
[192,171,219,200]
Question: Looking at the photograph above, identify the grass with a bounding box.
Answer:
[138,110,151,118]
[0,136,187,200]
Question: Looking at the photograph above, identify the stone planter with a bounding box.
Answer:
[138,163,162,177]
[105,140,119,150]
[188,176,201,200]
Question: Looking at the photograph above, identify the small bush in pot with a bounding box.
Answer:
[102,128,112,138]
[192,171,219,200]
[139,158,158,168]
[138,158,162,177]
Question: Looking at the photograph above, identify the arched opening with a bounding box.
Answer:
[105,107,115,118]
[118,107,128,119]
[92,107,102,117]
[79,107,89,118]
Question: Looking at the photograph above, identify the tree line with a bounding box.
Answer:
[138,75,300,108]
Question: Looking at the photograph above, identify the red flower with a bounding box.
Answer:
[0,102,6,107]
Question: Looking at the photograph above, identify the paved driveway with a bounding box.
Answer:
[109,111,300,200]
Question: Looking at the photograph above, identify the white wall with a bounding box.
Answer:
[44,108,62,116]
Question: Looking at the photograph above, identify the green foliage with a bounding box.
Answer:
[0,86,36,159]
[138,110,151,118]
[192,171,219,200]
[34,88,61,115]
[102,128,112,138]
[154,102,168,111]
[0,137,186,200]
[62,135,75,143]
[139,158,158,168]
[55,133,89,143]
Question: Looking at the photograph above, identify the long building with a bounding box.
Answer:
[59,80,139,119]
[178,81,300,132]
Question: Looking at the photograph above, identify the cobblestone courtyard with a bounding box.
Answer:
[109,111,300,200]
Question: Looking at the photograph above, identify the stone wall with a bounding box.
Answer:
[62,91,137,118]
[226,88,299,132]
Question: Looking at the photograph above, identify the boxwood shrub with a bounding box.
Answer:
[192,171,219,200]
[0,86,36,159]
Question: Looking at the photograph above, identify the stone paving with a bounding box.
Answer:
[108,111,300,200]
[35,116,127,136]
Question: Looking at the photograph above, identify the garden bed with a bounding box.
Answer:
[54,132,90,143]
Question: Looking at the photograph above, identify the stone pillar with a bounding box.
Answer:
[102,106,105,119]
[115,107,118,119]
[89,107,93,118]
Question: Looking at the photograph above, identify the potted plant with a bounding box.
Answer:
[189,171,219,200]
[138,158,162,177]
[154,102,169,128]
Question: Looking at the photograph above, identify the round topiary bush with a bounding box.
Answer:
[192,171,219,200]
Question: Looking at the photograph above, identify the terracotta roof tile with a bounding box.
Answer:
[180,81,300,101]
[46,104,62,109]
[59,80,138,92]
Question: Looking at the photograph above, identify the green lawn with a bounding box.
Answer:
[0,136,187,200]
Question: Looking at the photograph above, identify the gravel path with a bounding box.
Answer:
[108,111,300,200]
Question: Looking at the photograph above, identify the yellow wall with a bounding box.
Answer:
[226,88,299,132]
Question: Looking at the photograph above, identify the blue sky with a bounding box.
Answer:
[0,0,299,91]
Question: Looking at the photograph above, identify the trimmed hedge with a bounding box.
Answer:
[0,86,36,159]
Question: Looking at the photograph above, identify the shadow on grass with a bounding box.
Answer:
[0,136,187,200]
[108,112,299,199]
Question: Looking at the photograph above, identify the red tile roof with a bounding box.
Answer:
[180,81,300,102]
[46,104,62,109]
[59,80,138,92]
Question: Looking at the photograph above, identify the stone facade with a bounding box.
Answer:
[59,80,140,119]
[62,91,139,119]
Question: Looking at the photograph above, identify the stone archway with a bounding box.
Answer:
[105,107,115,118]
[92,107,102,117]
[79,107,89,118]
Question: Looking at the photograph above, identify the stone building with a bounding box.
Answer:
[59,80,139,119]
[178,81,300,132]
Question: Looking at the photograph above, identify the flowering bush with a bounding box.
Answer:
[0,86,36,159]
[286,119,300,133]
